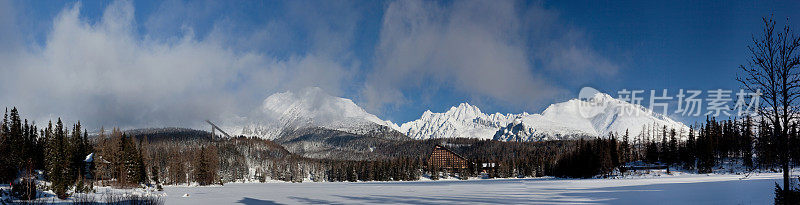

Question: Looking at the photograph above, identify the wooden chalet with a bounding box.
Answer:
[427,145,469,171]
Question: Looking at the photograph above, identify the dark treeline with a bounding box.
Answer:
[138,136,578,183]
[541,115,798,178]
[613,116,799,175]
[379,138,574,178]
[553,138,619,178]
[683,116,793,173]
[4,107,800,200]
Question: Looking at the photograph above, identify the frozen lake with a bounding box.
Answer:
[163,173,782,204]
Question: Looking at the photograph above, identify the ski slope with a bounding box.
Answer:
[163,173,781,204]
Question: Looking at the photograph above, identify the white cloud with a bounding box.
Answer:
[0,1,354,129]
[362,0,617,112]
[0,0,619,129]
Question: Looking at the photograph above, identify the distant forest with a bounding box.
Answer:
[2,107,800,199]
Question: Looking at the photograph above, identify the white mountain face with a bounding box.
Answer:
[535,92,688,139]
[398,103,522,140]
[402,93,689,141]
[229,87,399,139]
[492,117,533,142]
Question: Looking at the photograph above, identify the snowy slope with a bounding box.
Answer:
[402,93,689,141]
[398,103,522,140]
[503,93,689,141]
[540,92,688,138]
[231,87,399,139]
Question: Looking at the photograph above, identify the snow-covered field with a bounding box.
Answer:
[162,173,782,204]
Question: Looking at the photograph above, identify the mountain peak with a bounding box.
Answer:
[403,93,688,141]
[444,102,484,121]
[589,92,615,102]
[236,87,398,139]
[451,102,480,112]
[399,102,515,140]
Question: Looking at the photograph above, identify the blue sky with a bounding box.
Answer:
[1,0,798,129]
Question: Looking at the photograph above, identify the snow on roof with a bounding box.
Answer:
[84,153,94,163]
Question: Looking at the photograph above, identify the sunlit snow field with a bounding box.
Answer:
[162,173,783,204]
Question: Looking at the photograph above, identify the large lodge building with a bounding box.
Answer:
[427,145,469,171]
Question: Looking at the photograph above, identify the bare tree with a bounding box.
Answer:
[737,16,800,198]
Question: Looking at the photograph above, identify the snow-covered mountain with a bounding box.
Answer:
[492,117,533,142]
[229,87,687,142]
[401,93,689,141]
[230,87,400,139]
[534,92,687,139]
[398,103,521,140]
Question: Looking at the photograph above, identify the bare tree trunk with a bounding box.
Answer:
[783,131,791,196]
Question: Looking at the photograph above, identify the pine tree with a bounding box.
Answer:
[669,128,678,165]
[683,126,696,170]
[8,108,23,174]
[67,122,83,184]
[151,165,163,190]
[697,118,717,173]
[135,141,147,185]
[609,133,620,168]
[757,119,778,169]
[660,126,668,163]
[0,108,13,182]
[47,118,71,199]
[646,141,659,163]
[27,121,44,171]
[742,116,754,169]
[622,129,630,163]
[118,134,146,186]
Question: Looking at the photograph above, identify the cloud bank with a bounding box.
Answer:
[363,0,618,112]
[0,0,618,129]
[0,1,356,129]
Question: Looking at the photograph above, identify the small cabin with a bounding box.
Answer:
[427,145,469,171]
[619,161,668,173]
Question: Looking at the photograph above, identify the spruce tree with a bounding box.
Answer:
[135,142,147,185]
[68,122,82,184]
[669,128,678,165]
[9,108,23,174]
[757,119,777,169]
[742,116,754,169]
[697,119,717,174]
[684,126,696,170]
[48,118,71,199]
[660,126,668,163]
[0,108,13,182]
[622,130,630,163]
[194,147,212,185]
